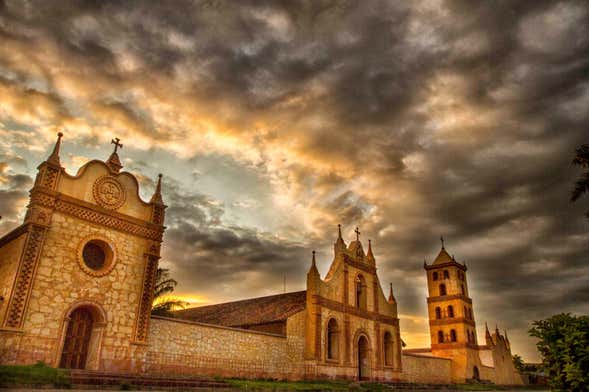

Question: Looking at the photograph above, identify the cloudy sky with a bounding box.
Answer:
[1,0,588,361]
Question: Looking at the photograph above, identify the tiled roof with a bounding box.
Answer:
[174,290,307,328]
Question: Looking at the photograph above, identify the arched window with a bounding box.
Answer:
[327,318,339,360]
[437,330,444,343]
[468,308,472,319]
[356,275,367,310]
[450,329,457,342]
[439,284,447,296]
[433,271,438,281]
[447,305,454,318]
[384,331,393,366]
[461,285,466,295]
[463,306,468,319]
[435,307,442,319]
[471,331,476,344]
[443,270,449,279]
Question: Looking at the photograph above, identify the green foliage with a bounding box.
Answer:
[0,361,70,387]
[512,354,525,372]
[571,143,589,219]
[151,267,188,317]
[529,313,589,392]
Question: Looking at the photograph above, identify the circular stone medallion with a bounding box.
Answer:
[93,175,126,210]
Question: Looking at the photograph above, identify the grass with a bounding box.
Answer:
[0,361,70,388]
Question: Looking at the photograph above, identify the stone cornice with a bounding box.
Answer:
[29,188,165,241]
[431,342,479,350]
[313,295,398,326]
[427,295,472,304]
[429,317,475,327]
[424,261,467,271]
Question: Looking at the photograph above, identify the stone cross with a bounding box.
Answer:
[111,137,123,153]
[355,227,360,241]
[440,235,445,248]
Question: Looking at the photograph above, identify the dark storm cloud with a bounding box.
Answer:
[0,0,588,359]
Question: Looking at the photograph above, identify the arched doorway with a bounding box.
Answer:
[59,307,94,369]
[357,335,370,380]
[473,366,480,381]
[58,302,106,370]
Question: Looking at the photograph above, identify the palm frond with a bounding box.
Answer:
[571,172,589,202]
[571,144,589,168]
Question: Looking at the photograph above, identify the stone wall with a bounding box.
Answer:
[139,313,306,379]
[401,353,452,384]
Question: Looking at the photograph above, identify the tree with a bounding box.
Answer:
[571,143,589,218]
[512,354,525,373]
[151,268,189,317]
[529,313,589,392]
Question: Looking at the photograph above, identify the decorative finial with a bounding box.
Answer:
[111,137,123,153]
[47,131,64,166]
[150,173,164,204]
[388,282,394,302]
[440,235,445,249]
[106,137,124,172]
[355,227,360,241]
[367,239,375,261]
[338,224,342,239]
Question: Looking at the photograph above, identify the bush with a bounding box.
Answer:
[0,361,70,387]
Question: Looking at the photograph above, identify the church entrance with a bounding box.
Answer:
[59,307,94,369]
[357,335,370,380]
[473,366,480,381]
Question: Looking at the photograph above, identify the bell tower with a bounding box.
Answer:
[424,237,480,381]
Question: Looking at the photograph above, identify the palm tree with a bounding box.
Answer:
[571,144,589,219]
[151,268,189,317]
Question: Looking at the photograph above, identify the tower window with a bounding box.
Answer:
[435,307,441,319]
[438,330,444,343]
[461,285,465,295]
[464,306,468,319]
[443,270,449,279]
[356,275,367,310]
[447,305,454,318]
[450,329,457,342]
[439,284,447,296]
[433,271,438,281]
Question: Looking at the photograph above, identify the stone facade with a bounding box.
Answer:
[0,135,524,385]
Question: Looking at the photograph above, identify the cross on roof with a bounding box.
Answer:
[111,137,123,153]
[440,235,445,248]
[355,227,360,241]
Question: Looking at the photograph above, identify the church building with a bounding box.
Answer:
[0,134,523,385]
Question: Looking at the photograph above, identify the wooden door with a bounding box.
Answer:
[59,308,93,369]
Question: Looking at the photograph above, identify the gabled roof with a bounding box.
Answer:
[174,290,307,328]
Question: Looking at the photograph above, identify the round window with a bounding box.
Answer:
[77,236,116,277]
[82,240,108,270]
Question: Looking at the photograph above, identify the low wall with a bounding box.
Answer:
[139,316,304,379]
[401,353,452,384]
